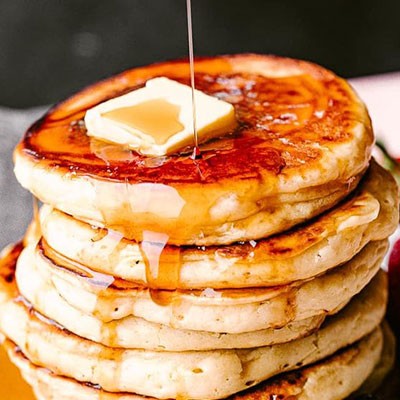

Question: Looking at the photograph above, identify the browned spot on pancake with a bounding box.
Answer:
[18,55,360,185]
[230,370,307,399]
[0,242,23,283]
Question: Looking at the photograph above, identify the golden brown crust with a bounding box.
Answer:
[3,327,383,400]
[16,54,372,186]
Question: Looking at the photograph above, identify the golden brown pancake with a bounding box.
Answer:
[4,326,384,400]
[3,239,327,351]
[14,54,373,245]
[17,239,387,333]
[0,273,386,399]
[38,160,398,290]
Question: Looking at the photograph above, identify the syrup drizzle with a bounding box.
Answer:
[139,231,182,304]
[186,0,200,159]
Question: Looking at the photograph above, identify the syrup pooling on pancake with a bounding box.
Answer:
[90,139,135,164]
[21,71,354,183]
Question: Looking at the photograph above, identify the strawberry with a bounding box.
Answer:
[388,237,400,346]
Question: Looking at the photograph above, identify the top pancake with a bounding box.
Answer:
[14,54,373,245]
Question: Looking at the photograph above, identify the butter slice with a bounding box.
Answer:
[85,77,237,156]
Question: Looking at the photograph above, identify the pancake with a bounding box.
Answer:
[16,238,387,333]
[14,54,373,245]
[353,321,396,396]
[4,326,384,400]
[0,271,386,399]
[1,241,327,351]
[39,160,398,289]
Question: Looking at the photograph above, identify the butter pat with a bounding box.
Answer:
[85,77,237,156]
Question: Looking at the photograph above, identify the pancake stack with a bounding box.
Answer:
[0,54,398,400]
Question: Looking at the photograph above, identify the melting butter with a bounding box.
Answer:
[104,99,184,145]
[84,77,237,156]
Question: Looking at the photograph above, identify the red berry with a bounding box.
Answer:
[388,238,400,343]
[389,238,400,270]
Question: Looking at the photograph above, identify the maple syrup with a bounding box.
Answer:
[0,344,35,400]
[103,99,184,145]
[140,231,182,290]
[186,0,199,154]
[0,244,35,399]
[90,138,134,165]
[20,68,348,188]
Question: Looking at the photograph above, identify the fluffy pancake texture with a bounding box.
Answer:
[4,326,384,400]
[3,54,399,399]
[38,160,398,289]
[16,239,387,333]
[14,54,374,245]
[0,244,387,399]
[8,246,324,351]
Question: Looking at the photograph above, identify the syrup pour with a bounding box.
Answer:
[140,231,182,292]
[186,0,201,159]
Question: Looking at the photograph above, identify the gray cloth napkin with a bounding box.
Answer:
[0,106,47,250]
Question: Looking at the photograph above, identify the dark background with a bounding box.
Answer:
[1,0,400,108]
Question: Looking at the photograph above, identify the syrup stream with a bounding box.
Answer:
[186,0,200,157]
